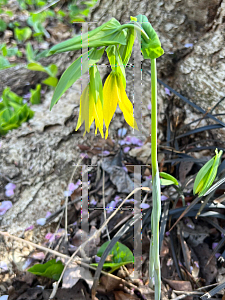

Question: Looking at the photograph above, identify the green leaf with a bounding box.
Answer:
[27,62,46,73]
[160,178,176,186]
[26,42,35,62]
[28,259,64,280]
[30,84,41,104]
[3,86,23,104]
[159,172,179,186]
[0,19,7,32]
[42,76,58,87]
[0,55,10,69]
[193,149,223,196]
[48,18,125,55]
[193,156,215,195]
[91,241,134,273]
[135,15,164,59]
[1,44,7,56]
[44,64,58,77]
[14,27,32,42]
[50,47,105,110]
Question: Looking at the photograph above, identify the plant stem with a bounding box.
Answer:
[151,58,157,180]
[150,58,161,300]
[119,23,149,42]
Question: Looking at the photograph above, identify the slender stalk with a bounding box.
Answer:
[151,58,158,180]
[119,23,149,42]
[149,58,161,300]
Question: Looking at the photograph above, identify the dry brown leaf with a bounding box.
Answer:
[113,290,139,300]
[163,279,192,300]
[62,265,93,289]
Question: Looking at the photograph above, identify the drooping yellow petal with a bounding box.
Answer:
[116,74,138,130]
[103,72,119,138]
[93,97,104,138]
[75,85,94,136]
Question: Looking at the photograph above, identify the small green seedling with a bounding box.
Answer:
[193,148,223,197]
[30,84,41,104]
[0,87,34,135]
[159,172,179,186]
[91,241,134,273]
[14,27,32,42]
[27,62,58,88]
[28,259,64,280]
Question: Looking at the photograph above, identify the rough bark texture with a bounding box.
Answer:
[1,0,225,268]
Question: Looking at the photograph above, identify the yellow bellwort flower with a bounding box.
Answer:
[103,71,138,138]
[75,87,104,138]
[75,65,104,138]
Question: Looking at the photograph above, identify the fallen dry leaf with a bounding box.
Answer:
[62,265,93,289]
[114,290,139,300]
[163,278,192,300]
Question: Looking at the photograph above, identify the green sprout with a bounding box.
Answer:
[193,148,223,197]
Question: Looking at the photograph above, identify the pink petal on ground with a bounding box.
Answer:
[165,88,171,95]
[45,232,53,240]
[36,218,46,226]
[64,191,72,197]
[212,242,219,250]
[32,252,45,260]
[45,211,51,218]
[123,146,130,153]
[161,195,168,201]
[0,261,8,271]
[147,103,151,110]
[95,255,101,263]
[25,225,34,231]
[118,128,127,137]
[68,183,76,192]
[5,183,16,190]
[215,253,221,259]
[22,258,33,270]
[0,201,12,215]
[80,153,89,159]
[90,199,97,205]
[5,189,14,197]
[140,203,150,209]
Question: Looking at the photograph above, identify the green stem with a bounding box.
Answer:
[151,58,158,180]
[119,23,149,42]
[150,58,161,300]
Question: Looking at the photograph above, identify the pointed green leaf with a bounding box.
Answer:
[48,18,125,55]
[193,157,215,195]
[27,62,47,73]
[30,84,41,104]
[28,259,64,280]
[159,172,179,186]
[42,76,58,87]
[44,64,58,77]
[91,241,134,273]
[50,47,105,110]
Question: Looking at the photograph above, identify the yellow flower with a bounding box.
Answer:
[103,71,138,138]
[75,85,104,138]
